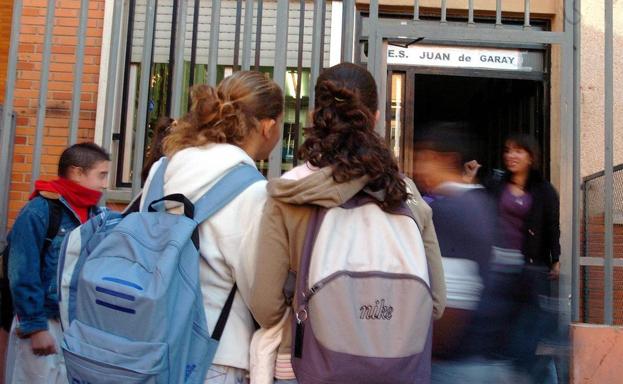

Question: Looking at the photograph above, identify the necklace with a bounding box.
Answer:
[515,195,525,206]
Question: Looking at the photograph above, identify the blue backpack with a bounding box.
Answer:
[58,160,263,384]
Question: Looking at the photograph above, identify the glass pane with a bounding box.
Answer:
[389,73,405,161]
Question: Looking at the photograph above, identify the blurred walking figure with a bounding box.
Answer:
[4,143,110,384]
[412,122,496,358]
[412,123,516,383]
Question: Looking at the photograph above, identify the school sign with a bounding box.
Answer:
[387,44,536,72]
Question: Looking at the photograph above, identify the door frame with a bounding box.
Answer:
[387,63,550,179]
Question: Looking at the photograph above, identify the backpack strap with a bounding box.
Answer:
[193,163,264,224]
[43,199,63,255]
[192,163,263,339]
[296,207,328,309]
[141,157,168,212]
[211,283,237,341]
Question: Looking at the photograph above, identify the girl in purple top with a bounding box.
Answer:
[495,134,560,276]
[486,134,561,383]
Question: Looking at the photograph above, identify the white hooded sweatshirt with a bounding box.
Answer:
[141,143,267,371]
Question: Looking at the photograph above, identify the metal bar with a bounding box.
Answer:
[309,0,324,109]
[583,164,623,182]
[166,0,179,116]
[116,0,137,188]
[0,0,23,242]
[468,0,474,24]
[341,0,355,62]
[254,0,263,70]
[241,0,254,70]
[170,0,188,118]
[367,0,379,75]
[31,0,56,187]
[319,0,326,68]
[604,0,614,325]
[189,0,200,95]
[558,29,574,341]
[375,23,566,45]
[208,0,222,86]
[572,0,582,323]
[376,40,388,138]
[233,0,243,71]
[132,0,158,196]
[0,108,15,247]
[413,0,419,21]
[69,0,89,145]
[524,0,531,27]
[292,0,306,167]
[441,0,447,23]
[582,182,589,322]
[579,257,605,267]
[101,0,124,166]
[584,180,592,322]
[385,70,393,144]
[579,258,623,268]
[267,0,289,179]
[496,0,502,26]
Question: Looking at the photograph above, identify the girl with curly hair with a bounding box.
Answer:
[247,63,445,383]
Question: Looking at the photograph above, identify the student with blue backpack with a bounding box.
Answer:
[248,63,446,384]
[3,143,110,384]
[142,71,283,383]
[57,71,282,384]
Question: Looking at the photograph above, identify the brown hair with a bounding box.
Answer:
[163,71,283,156]
[504,133,540,170]
[58,142,110,178]
[299,63,407,209]
[142,116,174,183]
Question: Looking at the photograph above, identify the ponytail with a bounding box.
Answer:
[164,71,283,156]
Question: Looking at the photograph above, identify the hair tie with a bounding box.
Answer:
[334,96,345,102]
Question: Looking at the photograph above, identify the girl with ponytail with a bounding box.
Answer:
[247,63,445,383]
[141,71,283,384]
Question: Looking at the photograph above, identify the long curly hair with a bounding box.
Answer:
[299,63,407,209]
[163,71,283,156]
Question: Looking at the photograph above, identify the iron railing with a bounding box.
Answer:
[580,165,623,324]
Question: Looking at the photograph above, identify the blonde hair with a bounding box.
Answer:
[163,71,283,156]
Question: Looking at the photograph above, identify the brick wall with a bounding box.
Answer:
[0,0,14,103]
[7,0,105,225]
[579,215,623,324]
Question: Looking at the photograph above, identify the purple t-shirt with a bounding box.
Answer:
[498,185,533,250]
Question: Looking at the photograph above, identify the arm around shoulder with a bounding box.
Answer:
[248,199,293,328]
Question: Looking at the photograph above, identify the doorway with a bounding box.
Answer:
[388,70,549,180]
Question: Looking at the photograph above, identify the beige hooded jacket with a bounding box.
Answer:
[247,165,446,359]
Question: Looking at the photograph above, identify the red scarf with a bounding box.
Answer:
[30,178,102,223]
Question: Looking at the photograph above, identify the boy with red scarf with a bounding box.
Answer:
[4,142,110,384]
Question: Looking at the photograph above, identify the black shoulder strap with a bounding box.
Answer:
[42,199,63,257]
[211,283,237,341]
